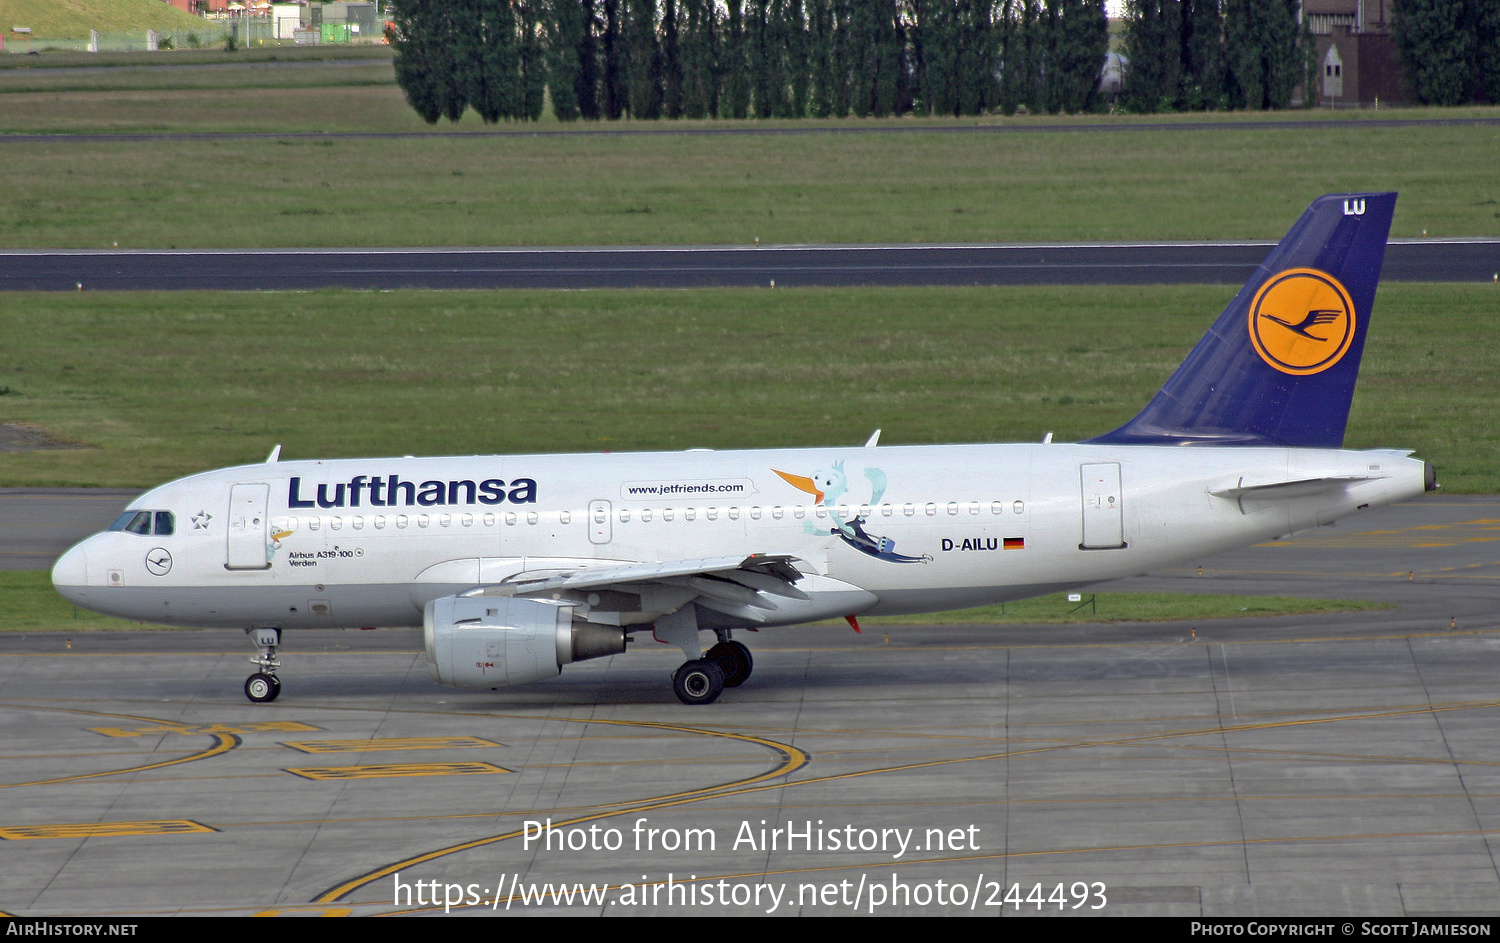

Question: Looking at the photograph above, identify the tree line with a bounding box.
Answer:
[391,0,1109,123]
[392,0,1500,124]
[1118,0,1312,112]
[1122,0,1500,111]
[1391,0,1500,105]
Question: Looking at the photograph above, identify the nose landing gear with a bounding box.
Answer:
[244,627,282,703]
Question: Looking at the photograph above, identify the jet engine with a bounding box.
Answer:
[424,596,626,688]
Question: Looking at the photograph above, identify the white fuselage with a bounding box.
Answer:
[51,442,1428,631]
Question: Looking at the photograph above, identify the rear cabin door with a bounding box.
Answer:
[1079,463,1126,550]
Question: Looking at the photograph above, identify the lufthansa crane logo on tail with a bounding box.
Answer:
[1247,268,1357,375]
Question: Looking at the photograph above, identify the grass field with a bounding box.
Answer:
[1,283,1493,490]
[2,117,1497,248]
[0,0,205,39]
[0,48,1497,246]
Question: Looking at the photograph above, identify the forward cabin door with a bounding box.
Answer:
[1079,463,1126,550]
[226,482,272,569]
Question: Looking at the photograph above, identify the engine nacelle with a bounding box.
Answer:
[424,596,626,688]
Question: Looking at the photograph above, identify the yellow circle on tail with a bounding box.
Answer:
[1247,268,1357,376]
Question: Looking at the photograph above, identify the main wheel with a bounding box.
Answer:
[706,641,754,687]
[672,659,725,705]
[245,672,281,703]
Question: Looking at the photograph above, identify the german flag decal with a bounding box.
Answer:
[1248,268,1357,376]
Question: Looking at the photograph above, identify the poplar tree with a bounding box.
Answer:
[677,0,718,117]
[517,0,548,119]
[1122,0,1182,111]
[625,0,663,118]
[722,0,752,117]
[1392,0,1478,105]
[1180,0,1225,109]
[392,0,467,123]
[1477,0,1500,103]
[956,0,997,115]
[465,0,519,123]
[601,0,628,118]
[1045,0,1107,113]
[995,0,1032,115]
[806,0,845,117]
[545,0,586,120]
[1223,0,1301,108]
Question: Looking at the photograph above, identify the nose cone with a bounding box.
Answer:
[52,542,91,607]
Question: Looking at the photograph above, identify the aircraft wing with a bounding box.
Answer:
[463,553,811,626]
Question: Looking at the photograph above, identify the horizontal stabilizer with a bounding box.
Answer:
[1210,475,1380,500]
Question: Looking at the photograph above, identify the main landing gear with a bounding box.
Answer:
[244,627,282,703]
[671,638,755,706]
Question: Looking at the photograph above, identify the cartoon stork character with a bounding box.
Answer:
[773,461,927,564]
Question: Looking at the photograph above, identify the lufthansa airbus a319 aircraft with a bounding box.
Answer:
[53,193,1434,705]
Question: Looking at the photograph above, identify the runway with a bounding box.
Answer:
[1,239,1495,291]
[2,495,1498,916]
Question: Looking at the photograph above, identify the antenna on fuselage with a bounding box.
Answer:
[864,429,881,448]
[265,444,282,463]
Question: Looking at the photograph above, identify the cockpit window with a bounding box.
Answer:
[109,510,174,535]
[110,511,152,534]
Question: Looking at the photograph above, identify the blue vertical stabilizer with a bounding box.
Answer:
[1087,192,1396,448]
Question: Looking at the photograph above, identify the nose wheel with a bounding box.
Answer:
[244,627,282,703]
[245,672,281,703]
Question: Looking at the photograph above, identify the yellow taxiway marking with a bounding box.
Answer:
[91,722,320,738]
[0,702,241,788]
[317,718,809,904]
[328,695,1499,904]
[0,820,215,840]
[287,762,510,781]
[450,824,1500,914]
[1254,518,1500,550]
[283,736,501,754]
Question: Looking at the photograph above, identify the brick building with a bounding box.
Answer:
[1304,0,1409,105]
